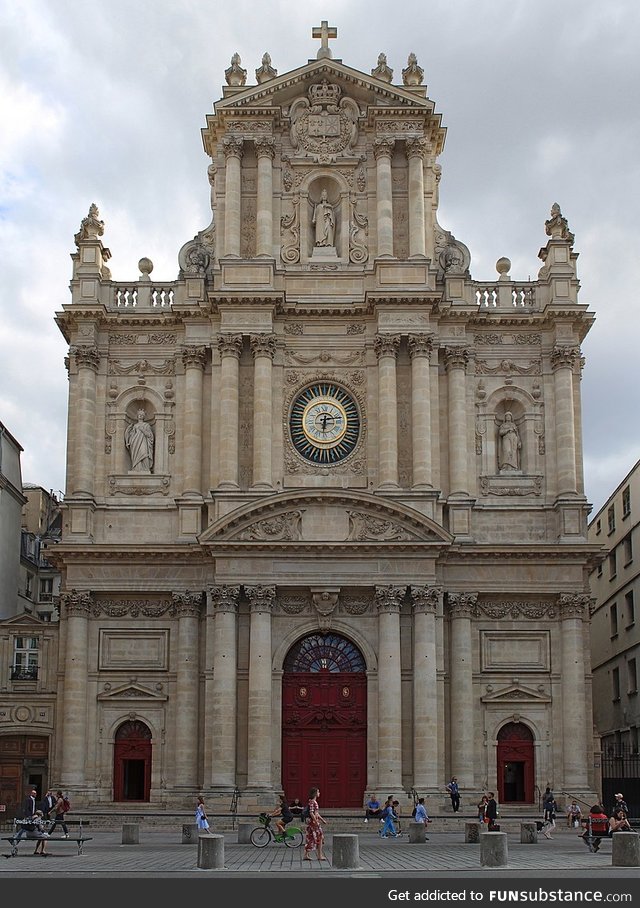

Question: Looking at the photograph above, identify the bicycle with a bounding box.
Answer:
[249,812,303,848]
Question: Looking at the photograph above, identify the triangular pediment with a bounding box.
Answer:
[97,682,168,702]
[200,489,452,550]
[481,683,551,705]
[0,612,49,628]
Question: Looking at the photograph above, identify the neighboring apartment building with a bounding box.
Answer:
[0,422,26,619]
[588,459,640,811]
[19,485,62,623]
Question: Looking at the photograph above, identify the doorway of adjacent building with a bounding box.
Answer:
[497,722,535,803]
[281,633,367,808]
[113,720,152,801]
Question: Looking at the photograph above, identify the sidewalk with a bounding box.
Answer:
[0,824,633,879]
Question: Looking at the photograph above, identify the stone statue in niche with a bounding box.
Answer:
[125,409,155,472]
[498,411,521,471]
[312,190,335,247]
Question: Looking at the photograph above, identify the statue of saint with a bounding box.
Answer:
[125,409,154,472]
[312,190,335,247]
[498,411,521,470]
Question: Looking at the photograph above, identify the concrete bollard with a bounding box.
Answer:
[480,831,508,867]
[464,822,480,844]
[237,822,254,844]
[182,823,198,844]
[612,832,640,867]
[520,822,538,844]
[332,834,360,869]
[122,823,139,845]
[408,822,427,844]
[197,833,225,870]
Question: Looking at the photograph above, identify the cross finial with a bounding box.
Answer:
[312,20,337,59]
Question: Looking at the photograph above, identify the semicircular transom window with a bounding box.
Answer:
[284,633,366,673]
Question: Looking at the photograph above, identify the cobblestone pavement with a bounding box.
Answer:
[0,825,634,879]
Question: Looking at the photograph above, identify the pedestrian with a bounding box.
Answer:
[48,790,70,838]
[392,799,403,835]
[303,786,327,862]
[195,795,210,832]
[485,792,499,830]
[31,810,50,856]
[379,799,398,837]
[542,787,557,839]
[290,797,304,820]
[609,808,632,833]
[581,804,609,852]
[13,788,38,844]
[477,795,489,823]
[446,777,460,812]
[613,793,629,815]
[41,789,56,819]
[364,792,382,823]
[566,799,582,828]
[270,794,293,836]
[413,797,430,840]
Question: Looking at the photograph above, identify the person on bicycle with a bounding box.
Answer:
[270,794,293,835]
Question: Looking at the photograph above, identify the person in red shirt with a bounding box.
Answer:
[581,804,609,852]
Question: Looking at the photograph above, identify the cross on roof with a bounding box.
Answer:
[312,20,337,60]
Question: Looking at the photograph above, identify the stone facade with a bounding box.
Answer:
[6,27,602,812]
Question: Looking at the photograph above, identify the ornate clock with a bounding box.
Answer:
[289,382,360,464]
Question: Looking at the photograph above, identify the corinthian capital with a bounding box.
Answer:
[405,137,428,160]
[550,345,581,372]
[374,334,401,360]
[222,135,244,159]
[375,585,406,612]
[181,345,207,369]
[250,334,277,359]
[209,585,240,614]
[443,346,470,371]
[244,584,276,613]
[447,591,478,618]
[373,137,395,160]
[558,593,591,620]
[254,136,276,159]
[408,334,434,359]
[60,589,94,617]
[410,585,442,614]
[218,334,243,358]
[172,590,203,617]
[70,345,100,371]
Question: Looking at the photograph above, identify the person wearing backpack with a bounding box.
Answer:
[49,790,70,838]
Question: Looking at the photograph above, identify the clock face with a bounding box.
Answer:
[290,383,360,464]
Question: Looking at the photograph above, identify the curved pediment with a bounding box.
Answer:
[200,489,452,551]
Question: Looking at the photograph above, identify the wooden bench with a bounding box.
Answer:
[3,819,92,857]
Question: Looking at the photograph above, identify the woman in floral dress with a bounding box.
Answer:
[303,786,327,862]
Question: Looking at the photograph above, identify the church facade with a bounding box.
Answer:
[49,26,600,811]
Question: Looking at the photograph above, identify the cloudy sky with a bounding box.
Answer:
[1,0,638,519]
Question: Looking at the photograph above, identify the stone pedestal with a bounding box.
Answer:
[237,822,254,844]
[122,823,139,845]
[197,833,225,870]
[480,831,508,867]
[612,832,640,866]
[332,834,360,869]
[520,822,538,844]
[408,822,427,844]
[182,823,198,844]
[464,822,480,843]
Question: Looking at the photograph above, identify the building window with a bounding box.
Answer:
[11,636,39,681]
[624,533,633,565]
[609,549,617,579]
[610,603,619,637]
[596,519,602,536]
[632,727,639,754]
[628,658,638,695]
[612,667,621,701]
[39,578,54,602]
[622,485,631,518]
[626,590,635,627]
[597,562,603,578]
[608,504,616,534]
[25,573,34,599]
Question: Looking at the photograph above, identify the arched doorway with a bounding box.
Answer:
[497,722,535,804]
[113,720,152,802]
[282,633,366,808]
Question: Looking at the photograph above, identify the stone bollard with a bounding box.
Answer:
[122,823,139,845]
[520,822,538,844]
[197,833,225,870]
[464,822,480,844]
[182,823,198,844]
[332,834,360,869]
[408,822,427,844]
[480,831,508,867]
[237,822,254,844]
[612,832,640,867]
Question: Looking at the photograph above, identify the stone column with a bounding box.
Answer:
[375,585,405,792]
[408,334,434,488]
[245,585,276,789]
[559,593,590,787]
[411,586,441,789]
[181,346,206,496]
[374,335,401,489]
[255,137,275,257]
[448,592,477,784]
[173,591,202,789]
[551,345,580,496]
[406,137,427,258]
[70,346,100,497]
[222,135,244,257]
[250,334,276,489]
[217,334,243,489]
[374,138,395,257]
[59,591,92,787]
[444,347,470,496]
[209,585,240,788]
